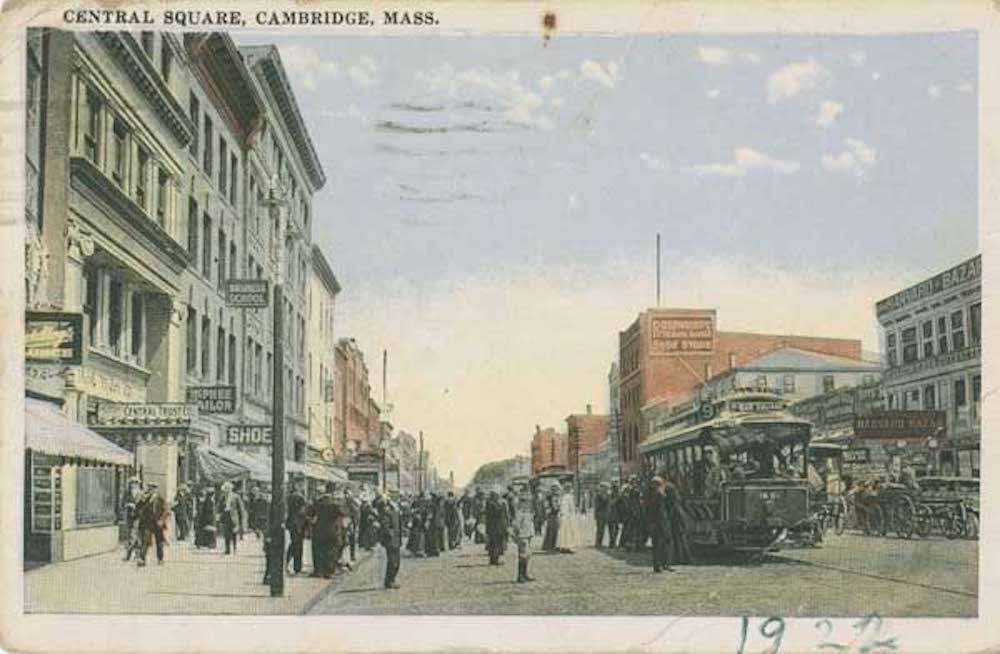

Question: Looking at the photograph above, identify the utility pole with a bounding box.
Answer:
[382,349,387,408]
[263,178,288,598]
[418,430,424,493]
[656,233,661,307]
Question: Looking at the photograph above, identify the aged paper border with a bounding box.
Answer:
[0,1,997,652]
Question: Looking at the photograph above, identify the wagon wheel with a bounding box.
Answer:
[833,496,848,536]
[892,495,916,539]
[914,504,933,538]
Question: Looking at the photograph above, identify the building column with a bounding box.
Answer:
[145,294,186,404]
[135,436,179,502]
[62,217,95,423]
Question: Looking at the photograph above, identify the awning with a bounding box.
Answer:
[197,447,270,483]
[26,398,132,466]
[289,460,349,483]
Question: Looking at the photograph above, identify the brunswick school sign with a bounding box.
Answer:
[225,279,270,308]
[853,411,946,440]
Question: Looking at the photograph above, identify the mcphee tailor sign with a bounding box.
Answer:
[226,425,273,446]
[853,411,945,440]
[225,279,269,308]
[186,386,236,414]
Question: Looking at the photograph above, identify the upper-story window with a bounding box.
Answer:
[83,87,102,164]
[159,42,172,83]
[111,119,128,187]
[187,197,199,261]
[937,316,949,354]
[229,153,239,206]
[217,229,226,286]
[202,213,212,279]
[218,137,228,195]
[156,170,168,227]
[970,303,981,344]
[186,307,197,374]
[782,374,795,394]
[140,32,154,58]
[136,148,149,211]
[951,310,966,351]
[203,116,213,175]
[921,320,934,359]
[822,374,835,393]
[901,326,918,364]
[188,93,199,157]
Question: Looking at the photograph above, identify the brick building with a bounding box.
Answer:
[618,308,864,473]
[565,404,609,473]
[530,426,568,475]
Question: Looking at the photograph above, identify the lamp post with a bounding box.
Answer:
[262,178,289,598]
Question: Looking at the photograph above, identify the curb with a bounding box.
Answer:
[299,550,375,614]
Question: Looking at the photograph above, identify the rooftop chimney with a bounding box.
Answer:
[728,353,736,370]
[704,363,713,380]
[586,404,592,415]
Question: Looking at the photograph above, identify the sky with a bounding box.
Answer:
[237,31,978,486]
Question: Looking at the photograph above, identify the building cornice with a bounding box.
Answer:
[311,244,341,294]
[187,33,266,145]
[96,31,194,146]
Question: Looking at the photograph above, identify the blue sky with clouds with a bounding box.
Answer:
[238,31,978,482]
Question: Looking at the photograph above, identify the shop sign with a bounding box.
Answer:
[226,424,273,446]
[25,312,84,365]
[650,315,714,354]
[186,386,236,414]
[884,345,980,381]
[853,411,945,440]
[729,400,785,414]
[95,402,197,427]
[225,279,270,308]
[876,255,981,316]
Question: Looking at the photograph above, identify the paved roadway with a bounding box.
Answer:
[308,532,977,617]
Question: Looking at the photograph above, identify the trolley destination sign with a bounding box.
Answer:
[225,279,270,308]
[226,424,273,446]
[186,385,236,414]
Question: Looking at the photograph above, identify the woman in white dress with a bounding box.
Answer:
[555,483,583,553]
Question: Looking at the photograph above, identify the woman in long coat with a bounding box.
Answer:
[195,488,218,549]
[663,476,693,565]
[485,491,509,565]
[541,487,561,552]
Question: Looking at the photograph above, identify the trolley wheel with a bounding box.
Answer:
[915,505,933,538]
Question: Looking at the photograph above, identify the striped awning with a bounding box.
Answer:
[26,398,132,466]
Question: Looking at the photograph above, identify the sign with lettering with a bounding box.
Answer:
[843,448,871,464]
[729,400,785,414]
[94,402,197,428]
[186,386,236,414]
[225,279,270,308]
[25,312,84,365]
[884,345,980,381]
[876,254,981,316]
[226,424,273,446]
[853,411,946,440]
[650,316,715,354]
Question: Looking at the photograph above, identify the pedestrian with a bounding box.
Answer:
[531,486,546,537]
[358,499,374,551]
[424,492,441,557]
[555,482,582,553]
[445,491,462,549]
[137,483,169,567]
[484,490,508,565]
[511,487,536,583]
[195,488,218,549]
[172,484,192,542]
[541,485,561,552]
[607,482,622,548]
[406,494,426,557]
[309,484,339,578]
[122,477,142,561]
[594,482,611,548]
[663,475,693,565]
[646,476,671,573]
[432,493,447,553]
[249,485,269,539]
[344,487,360,562]
[286,480,307,576]
[473,488,487,544]
[376,495,402,589]
[219,481,246,555]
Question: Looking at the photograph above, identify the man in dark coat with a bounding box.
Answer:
[376,495,403,589]
[485,491,509,565]
[172,484,192,542]
[286,480,307,575]
[646,477,670,572]
[594,482,611,548]
[425,493,442,557]
[663,476,694,565]
[249,486,269,540]
[607,482,622,548]
[472,489,487,543]
[445,491,462,549]
[219,482,246,555]
[344,488,360,562]
[531,487,546,536]
[541,486,561,552]
[406,495,426,557]
[137,484,169,567]
[309,484,340,578]
[195,488,218,549]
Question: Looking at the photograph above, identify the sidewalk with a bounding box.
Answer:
[25,535,365,615]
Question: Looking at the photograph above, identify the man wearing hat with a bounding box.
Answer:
[646,476,670,573]
[137,483,169,567]
[286,480,307,575]
[484,489,509,566]
[594,482,611,548]
[220,481,246,555]
[172,484,193,543]
[122,476,142,561]
[511,487,537,583]
[375,494,402,589]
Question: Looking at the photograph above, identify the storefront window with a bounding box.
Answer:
[76,468,116,525]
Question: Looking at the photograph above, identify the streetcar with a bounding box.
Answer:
[639,389,816,554]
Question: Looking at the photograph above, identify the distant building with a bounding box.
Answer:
[876,254,981,477]
[617,307,864,473]
[307,245,340,463]
[334,338,376,456]
[566,404,609,472]
[531,426,568,475]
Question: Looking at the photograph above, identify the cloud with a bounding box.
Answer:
[871,71,881,81]
[347,56,379,86]
[707,88,721,99]
[318,103,370,125]
[816,100,844,127]
[849,51,867,66]
[956,81,974,93]
[688,147,800,177]
[741,52,761,64]
[927,83,943,99]
[767,60,824,103]
[278,45,339,92]
[579,60,622,88]
[821,138,877,178]
[639,152,665,171]
[697,46,731,65]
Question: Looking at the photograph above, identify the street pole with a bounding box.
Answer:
[418,430,424,493]
[264,181,287,598]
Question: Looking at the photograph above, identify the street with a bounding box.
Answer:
[309,532,977,617]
